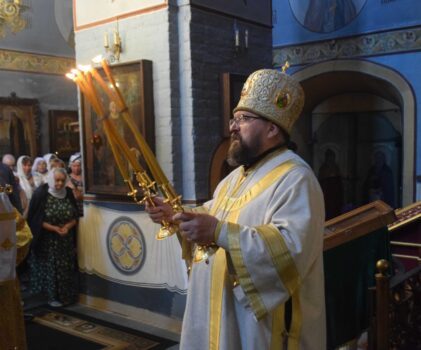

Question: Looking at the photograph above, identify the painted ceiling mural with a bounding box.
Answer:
[289,0,366,33]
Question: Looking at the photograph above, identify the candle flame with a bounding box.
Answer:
[66,73,76,80]
[92,55,103,64]
[78,64,92,72]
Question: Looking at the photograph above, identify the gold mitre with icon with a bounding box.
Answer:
[233,67,304,134]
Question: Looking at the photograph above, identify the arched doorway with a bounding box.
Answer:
[313,94,401,218]
[292,60,415,208]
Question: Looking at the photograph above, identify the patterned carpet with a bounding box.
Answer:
[26,308,177,350]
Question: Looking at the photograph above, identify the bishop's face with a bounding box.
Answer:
[227,110,268,167]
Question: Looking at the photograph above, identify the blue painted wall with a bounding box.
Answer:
[273,0,421,46]
[273,0,421,199]
[368,52,421,173]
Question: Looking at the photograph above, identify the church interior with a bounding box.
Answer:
[1,0,421,349]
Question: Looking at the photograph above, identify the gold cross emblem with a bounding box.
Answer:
[1,238,14,250]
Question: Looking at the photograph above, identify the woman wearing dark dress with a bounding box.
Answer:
[27,167,79,307]
[67,153,84,217]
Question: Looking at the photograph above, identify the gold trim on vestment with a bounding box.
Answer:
[242,147,287,177]
[227,221,267,319]
[256,224,301,296]
[271,303,285,350]
[0,278,27,349]
[256,224,303,348]
[190,205,209,214]
[0,212,16,221]
[214,221,224,242]
[220,162,298,320]
[209,248,227,350]
[0,238,14,250]
[15,210,25,231]
[209,180,245,350]
[210,180,230,216]
[208,156,299,348]
[217,161,297,214]
[210,149,290,216]
[16,220,32,266]
[209,196,244,350]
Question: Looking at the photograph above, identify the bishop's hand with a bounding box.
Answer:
[145,196,175,224]
[173,212,218,246]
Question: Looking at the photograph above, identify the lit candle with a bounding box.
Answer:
[70,71,89,98]
[67,60,181,247]
[75,78,99,116]
[73,70,94,105]
[103,122,130,180]
[104,32,109,48]
[100,58,125,109]
[76,69,103,117]
[244,29,249,49]
[85,72,106,117]
[235,28,240,47]
[113,30,120,45]
[89,66,118,103]
[105,120,142,172]
[99,57,170,186]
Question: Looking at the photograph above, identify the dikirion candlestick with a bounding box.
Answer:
[66,58,190,261]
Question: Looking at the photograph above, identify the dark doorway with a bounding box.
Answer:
[312,105,401,219]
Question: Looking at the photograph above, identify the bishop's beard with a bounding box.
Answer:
[226,133,261,167]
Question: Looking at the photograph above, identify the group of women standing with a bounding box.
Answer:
[15,152,83,307]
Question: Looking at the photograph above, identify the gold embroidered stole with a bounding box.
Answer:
[208,159,298,350]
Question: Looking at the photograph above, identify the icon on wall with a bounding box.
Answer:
[49,110,80,160]
[289,0,366,33]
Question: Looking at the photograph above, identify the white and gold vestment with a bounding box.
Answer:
[0,193,32,350]
[180,149,326,350]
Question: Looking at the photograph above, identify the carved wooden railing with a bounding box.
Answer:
[369,260,421,350]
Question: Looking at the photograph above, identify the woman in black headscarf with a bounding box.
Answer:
[27,167,79,307]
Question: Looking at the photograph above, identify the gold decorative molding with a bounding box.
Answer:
[273,26,421,67]
[388,201,421,232]
[0,49,75,75]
